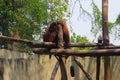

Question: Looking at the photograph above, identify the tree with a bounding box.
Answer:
[0,0,70,49]
[69,0,120,39]
[91,1,120,39]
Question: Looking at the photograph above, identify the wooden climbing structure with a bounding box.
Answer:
[0,0,120,80]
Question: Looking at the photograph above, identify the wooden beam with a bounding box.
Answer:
[74,58,92,80]
[50,61,59,80]
[102,0,110,80]
[33,48,120,57]
[102,0,109,45]
[69,42,102,47]
[0,35,100,48]
[96,57,101,80]
[96,35,102,80]
[1,35,120,49]
[0,35,56,48]
[0,60,4,80]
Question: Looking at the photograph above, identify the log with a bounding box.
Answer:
[69,42,102,47]
[102,0,110,79]
[96,57,101,80]
[74,57,92,80]
[96,35,102,80]
[33,48,120,57]
[0,35,120,49]
[0,35,56,48]
[0,35,100,48]
[50,61,59,80]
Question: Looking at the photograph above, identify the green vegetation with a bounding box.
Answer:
[71,32,91,50]
[91,1,120,38]
[0,0,120,51]
[0,0,69,49]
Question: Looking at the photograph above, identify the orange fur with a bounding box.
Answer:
[43,20,70,47]
[43,27,57,42]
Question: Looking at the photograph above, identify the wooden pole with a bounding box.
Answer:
[1,35,120,49]
[102,0,109,45]
[50,61,59,80]
[102,0,110,80]
[0,35,102,48]
[0,60,4,80]
[74,57,92,80]
[33,48,120,56]
[96,35,102,80]
[96,57,101,80]
[0,35,57,48]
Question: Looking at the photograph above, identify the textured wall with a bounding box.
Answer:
[0,49,119,80]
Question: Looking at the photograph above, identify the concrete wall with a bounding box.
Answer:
[0,49,119,80]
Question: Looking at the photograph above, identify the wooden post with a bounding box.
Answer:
[57,24,68,80]
[96,35,102,80]
[0,60,4,80]
[102,0,110,80]
[96,57,101,80]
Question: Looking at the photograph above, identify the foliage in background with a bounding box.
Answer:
[70,32,91,50]
[69,26,91,50]
[91,2,102,36]
[0,0,69,50]
[91,1,120,38]
[70,0,120,39]
[91,1,115,36]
